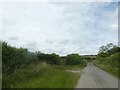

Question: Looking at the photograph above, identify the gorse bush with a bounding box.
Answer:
[2,41,38,73]
[36,52,60,65]
[2,41,61,73]
[66,54,86,66]
[2,41,87,74]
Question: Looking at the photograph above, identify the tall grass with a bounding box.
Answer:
[93,60,119,79]
[3,62,81,88]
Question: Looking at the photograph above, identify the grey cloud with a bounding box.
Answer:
[26,42,37,46]
[45,39,56,44]
[26,42,38,51]
[58,40,70,44]
[9,36,19,41]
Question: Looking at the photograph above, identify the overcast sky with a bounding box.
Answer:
[1,1,118,56]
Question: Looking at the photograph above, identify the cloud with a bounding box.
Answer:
[9,36,19,41]
[58,40,70,44]
[1,2,118,56]
[25,42,38,51]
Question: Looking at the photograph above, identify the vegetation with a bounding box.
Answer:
[2,42,38,73]
[93,43,120,79]
[82,55,96,62]
[2,41,86,88]
[2,40,119,88]
[3,62,80,88]
[36,52,60,65]
[66,54,87,67]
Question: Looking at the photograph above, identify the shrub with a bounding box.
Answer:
[66,54,86,66]
[2,41,38,73]
[36,52,60,65]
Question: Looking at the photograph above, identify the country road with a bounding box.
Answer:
[75,63,119,88]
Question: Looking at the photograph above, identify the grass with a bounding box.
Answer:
[93,60,119,79]
[60,65,85,70]
[3,62,82,88]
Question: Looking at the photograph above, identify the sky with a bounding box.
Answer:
[0,1,118,56]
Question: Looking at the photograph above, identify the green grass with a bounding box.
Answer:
[59,65,85,70]
[3,62,81,88]
[93,60,119,79]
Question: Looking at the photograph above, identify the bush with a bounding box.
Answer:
[95,43,120,78]
[66,54,86,66]
[2,41,38,73]
[45,53,60,65]
[36,52,60,65]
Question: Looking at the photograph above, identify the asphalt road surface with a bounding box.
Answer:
[75,63,118,88]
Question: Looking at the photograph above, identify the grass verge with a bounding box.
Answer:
[93,61,119,79]
[3,62,82,88]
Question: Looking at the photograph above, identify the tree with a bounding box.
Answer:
[98,43,115,54]
[99,45,108,53]
[98,43,120,57]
